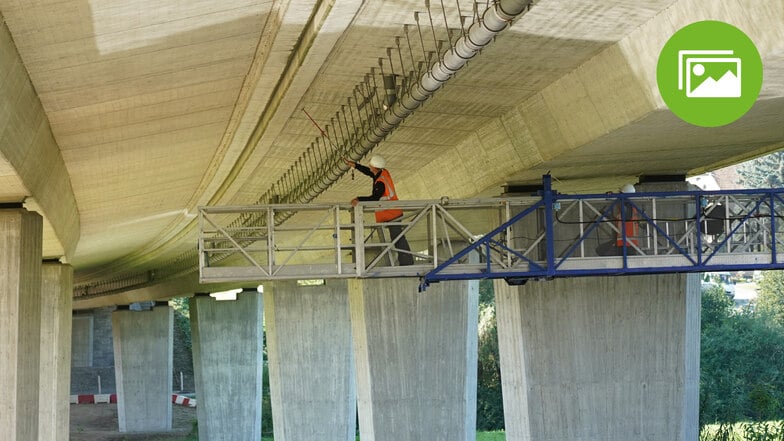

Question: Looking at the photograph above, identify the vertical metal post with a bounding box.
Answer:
[542,175,556,276]
[198,209,205,274]
[267,207,275,274]
[620,194,628,268]
[354,205,365,276]
[335,205,343,274]
[725,195,732,252]
[665,221,671,254]
[431,204,439,269]
[652,199,659,255]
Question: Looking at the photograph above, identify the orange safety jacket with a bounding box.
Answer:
[615,203,639,247]
[374,169,404,223]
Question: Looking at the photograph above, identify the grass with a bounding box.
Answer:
[477,431,506,441]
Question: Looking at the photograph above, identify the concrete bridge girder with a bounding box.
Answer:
[399,0,784,200]
[0,18,79,262]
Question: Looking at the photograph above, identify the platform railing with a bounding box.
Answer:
[198,197,536,282]
[198,178,784,287]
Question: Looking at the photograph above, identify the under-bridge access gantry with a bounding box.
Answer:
[198,176,784,290]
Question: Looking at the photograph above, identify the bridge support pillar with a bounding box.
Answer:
[39,262,73,441]
[266,281,356,441]
[349,278,479,441]
[496,273,700,441]
[0,209,43,441]
[112,304,173,432]
[190,291,264,440]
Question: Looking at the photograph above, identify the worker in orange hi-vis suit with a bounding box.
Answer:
[346,155,414,266]
[615,183,640,251]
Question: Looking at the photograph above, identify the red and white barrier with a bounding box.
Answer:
[69,394,116,404]
[69,393,196,408]
[171,394,197,407]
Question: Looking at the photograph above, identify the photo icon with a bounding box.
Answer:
[678,50,741,98]
[657,21,763,127]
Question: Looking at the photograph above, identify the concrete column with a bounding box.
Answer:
[0,209,43,441]
[190,291,264,441]
[39,263,73,441]
[112,305,174,432]
[349,278,479,441]
[496,273,700,441]
[266,281,356,441]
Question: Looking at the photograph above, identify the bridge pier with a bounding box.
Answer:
[39,262,73,441]
[112,304,173,432]
[190,291,264,440]
[496,274,700,441]
[265,280,356,441]
[497,178,699,440]
[0,209,43,440]
[349,278,479,441]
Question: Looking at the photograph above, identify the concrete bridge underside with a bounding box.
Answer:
[0,0,783,439]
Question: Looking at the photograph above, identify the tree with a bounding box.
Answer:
[757,271,784,325]
[701,284,734,331]
[169,297,194,391]
[737,151,784,189]
[699,281,784,426]
[476,280,504,430]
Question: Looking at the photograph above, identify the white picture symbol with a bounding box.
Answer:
[678,50,742,98]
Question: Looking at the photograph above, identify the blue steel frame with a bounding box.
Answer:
[420,176,784,290]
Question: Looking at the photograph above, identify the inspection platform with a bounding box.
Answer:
[198,176,784,289]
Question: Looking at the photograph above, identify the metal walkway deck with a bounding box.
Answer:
[198,176,784,290]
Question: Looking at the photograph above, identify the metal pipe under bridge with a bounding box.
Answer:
[198,176,784,291]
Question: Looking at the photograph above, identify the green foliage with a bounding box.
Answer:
[262,360,273,436]
[757,271,784,325]
[169,297,192,353]
[479,278,495,307]
[169,297,194,392]
[737,151,784,189]
[700,283,784,426]
[702,285,734,330]
[476,280,504,431]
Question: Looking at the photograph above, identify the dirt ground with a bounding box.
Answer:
[69,403,197,441]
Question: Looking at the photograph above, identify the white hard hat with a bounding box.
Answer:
[369,155,386,168]
[620,183,636,193]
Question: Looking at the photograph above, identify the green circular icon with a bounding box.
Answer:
[657,20,763,127]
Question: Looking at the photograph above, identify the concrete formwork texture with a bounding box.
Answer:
[0,209,43,441]
[39,262,73,441]
[349,277,479,441]
[112,305,174,432]
[190,291,264,441]
[496,273,700,441]
[266,280,356,441]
